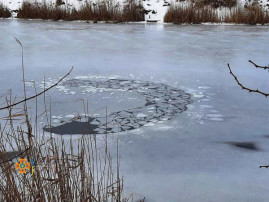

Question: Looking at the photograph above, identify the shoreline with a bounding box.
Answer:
[1,18,269,26]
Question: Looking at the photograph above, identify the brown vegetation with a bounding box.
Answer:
[0,3,11,18]
[164,4,219,24]
[164,3,269,24]
[0,39,132,201]
[224,5,269,25]
[17,0,144,22]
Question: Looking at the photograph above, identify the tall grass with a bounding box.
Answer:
[17,0,144,22]
[164,4,219,24]
[164,3,269,24]
[225,5,269,25]
[0,3,11,18]
[0,39,132,201]
[0,128,127,201]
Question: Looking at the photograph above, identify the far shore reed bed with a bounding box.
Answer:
[0,3,11,18]
[164,3,269,25]
[164,4,219,24]
[224,5,269,25]
[17,0,144,22]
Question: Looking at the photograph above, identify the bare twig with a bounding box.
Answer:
[249,60,269,70]
[260,165,269,168]
[0,67,73,111]
[227,63,269,97]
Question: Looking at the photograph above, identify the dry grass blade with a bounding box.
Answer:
[14,37,22,47]
[1,113,27,119]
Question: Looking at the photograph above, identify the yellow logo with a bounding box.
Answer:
[15,159,30,174]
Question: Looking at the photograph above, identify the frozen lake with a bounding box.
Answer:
[1,19,269,201]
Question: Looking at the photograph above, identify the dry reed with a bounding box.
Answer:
[0,39,132,201]
[225,5,269,24]
[164,4,219,24]
[164,3,269,24]
[0,3,11,18]
[17,0,144,22]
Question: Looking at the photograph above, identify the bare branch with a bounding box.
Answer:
[227,63,269,97]
[249,60,269,70]
[260,165,269,168]
[0,67,73,111]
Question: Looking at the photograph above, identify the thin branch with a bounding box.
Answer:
[0,67,73,111]
[227,63,269,97]
[249,60,269,70]
[260,165,269,168]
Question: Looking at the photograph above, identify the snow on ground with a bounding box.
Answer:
[1,0,88,10]
[143,0,269,22]
[1,0,269,22]
[143,0,172,22]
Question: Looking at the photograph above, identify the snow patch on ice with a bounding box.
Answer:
[209,117,224,121]
[137,113,148,118]
[144,122,155,127]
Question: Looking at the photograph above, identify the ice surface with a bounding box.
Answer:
[0,21,269,201]
[43,78,192,134]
